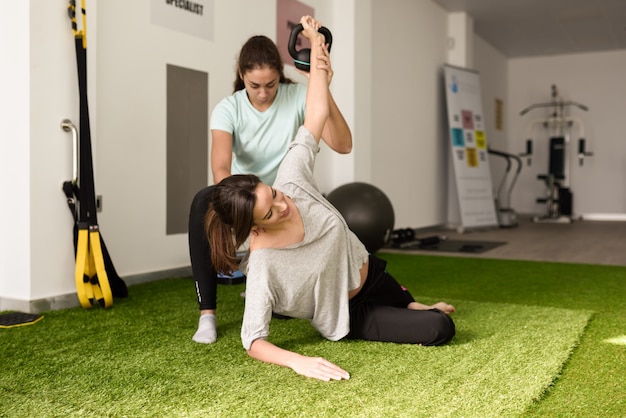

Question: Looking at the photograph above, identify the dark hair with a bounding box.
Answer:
[205,174,261,274]
[233,35,295,92]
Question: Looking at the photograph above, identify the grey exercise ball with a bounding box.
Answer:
[326,182,395,253]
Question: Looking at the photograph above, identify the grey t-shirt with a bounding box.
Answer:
[240,126,369,350]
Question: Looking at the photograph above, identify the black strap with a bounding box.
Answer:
[62,180,78,222]
[66,0,128,300]
[74,39,98,227]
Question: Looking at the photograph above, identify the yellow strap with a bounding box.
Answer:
[74,229,94,308]
[68,1,77,36]
[80,0,87,49]
[68,0,87,48]
[75,229,114,309]
[89,230,113,308]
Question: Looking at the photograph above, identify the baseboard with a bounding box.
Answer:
[0,266,193,314]
[577,213,626,222]
[123,266,192,286]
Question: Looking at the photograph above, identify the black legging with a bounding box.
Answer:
[188,185,218,311]
[348,255,455,346]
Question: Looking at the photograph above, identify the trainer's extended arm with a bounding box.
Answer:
[321,79,352,154]
[299,37,351,154]
[247,338,350,381]
[302,16,330,143]
[210,129,234,184]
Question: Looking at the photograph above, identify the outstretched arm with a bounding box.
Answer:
[318,51,352,154]
[247,338,350,382]
[321,92,352,153]
[210,130,233,184]
[299,39,352,154]
[301,16,330,143]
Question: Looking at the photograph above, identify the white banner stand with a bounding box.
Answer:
[443,64,498,233]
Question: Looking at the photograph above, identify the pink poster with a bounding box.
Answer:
[276,0,314,69]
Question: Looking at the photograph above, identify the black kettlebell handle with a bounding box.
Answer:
[287,24,332,72]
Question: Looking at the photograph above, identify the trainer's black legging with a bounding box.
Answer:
[347,255,455,346]
[188,185,218,311]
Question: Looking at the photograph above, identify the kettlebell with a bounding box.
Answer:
[287,23,332,72]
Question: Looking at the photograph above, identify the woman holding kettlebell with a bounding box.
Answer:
[189,16,351,344]
[205,16,455,380]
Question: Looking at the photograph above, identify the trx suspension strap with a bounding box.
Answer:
[64,0,127,308]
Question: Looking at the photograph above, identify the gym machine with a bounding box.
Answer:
[488,148,522,228]
[519,85,593,223]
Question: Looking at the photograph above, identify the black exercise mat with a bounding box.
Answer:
[389,239,506,254]
[0,312,43,328]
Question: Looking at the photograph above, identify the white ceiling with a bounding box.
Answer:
[432,0,626,57]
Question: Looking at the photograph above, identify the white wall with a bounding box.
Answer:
[472,35,510,209]
[473,36,508,151]
[95,0,217,277]
[306,0,356,192]
[508,50,626,217]
[369,0,449,229]
[0,1,32,303]
[30,0,80,301]
[1,0,78,311]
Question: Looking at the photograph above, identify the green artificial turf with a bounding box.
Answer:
[1,254,624,417]
[379,253,626,417]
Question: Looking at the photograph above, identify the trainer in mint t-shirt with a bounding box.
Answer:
[210,83,306,185]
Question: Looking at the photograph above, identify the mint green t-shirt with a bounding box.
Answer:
[210,83,307,185]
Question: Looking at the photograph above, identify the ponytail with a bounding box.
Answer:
[204,174,261,274]
[205,209,239,274]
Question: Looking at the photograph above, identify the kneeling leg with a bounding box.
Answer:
[349,304,455,346]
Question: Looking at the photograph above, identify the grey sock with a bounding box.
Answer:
[192,313,217,344]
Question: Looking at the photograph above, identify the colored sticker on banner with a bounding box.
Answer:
[466,148,478,167]
[474,113,483,130]
[462,110,474,129]
[475,130,486,149]
[451,128,464,147]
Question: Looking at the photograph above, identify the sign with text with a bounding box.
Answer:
[151,0,214,41]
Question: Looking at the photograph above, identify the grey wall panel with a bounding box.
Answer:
[166,64,208,235]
